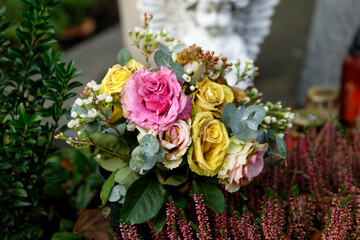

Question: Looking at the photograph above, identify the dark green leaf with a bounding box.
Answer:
[17,103,28,124]
[20,0,39,9]
[276,136,287,157]
[164,174,187,186]
[13,188,27,198]
[15,29,32,42]
[101,169,118,206]
[114,166,140,187]
[117,48,131,65]
[152,204,167,234]
[8,47,26,59]
[68,81,82,90]
[51,232,82,240]
[63,92,77,101]
[0,22,14,33]
[197,181,225,215]
[90,133,129,156]
[122,175,166,224]
[14,200,31,207]
[9,119,25,128]
[85,119,98,134]
[25,138,36,145]
[28,114,43,123]
[0,6,5,17]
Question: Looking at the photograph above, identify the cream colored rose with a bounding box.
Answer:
[188,112,230,176]
[136,119,192,170]
[192,78,234,117]
[218,136,267,192]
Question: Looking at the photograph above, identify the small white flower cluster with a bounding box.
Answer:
[132,26,169,45]
[96,93,113,103]
[262,101,295,132]
[67,119,80,129]
[87,80,100,91]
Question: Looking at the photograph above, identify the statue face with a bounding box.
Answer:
[194,0,233,36]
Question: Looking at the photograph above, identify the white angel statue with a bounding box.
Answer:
[136,0,280,88]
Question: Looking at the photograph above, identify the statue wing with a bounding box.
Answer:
[234,0,280,60]
[136,0,190,38]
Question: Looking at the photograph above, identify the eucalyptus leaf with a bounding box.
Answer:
[117,48,131,65]
[140,134,160,155]
[172,44,186,54]
[108,185,128,202]
[121,175,166,224]
[154,50,171,68]
[276,136,287,157]
[222,103,237,129]
[170,62,185,82]
[243,105,266,125]
[157,43,172,55]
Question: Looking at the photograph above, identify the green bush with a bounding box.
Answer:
[0,0,83,238]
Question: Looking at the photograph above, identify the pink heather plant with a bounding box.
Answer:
[121,66,191,131]
[113,120,360,239]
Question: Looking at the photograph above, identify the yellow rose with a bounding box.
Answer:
[192,78,234,117]
[99,59,143,95]
[188,112,230,176]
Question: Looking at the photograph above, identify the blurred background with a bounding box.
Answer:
[3,0,360,112]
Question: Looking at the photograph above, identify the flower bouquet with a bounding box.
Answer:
[57,14,293,235]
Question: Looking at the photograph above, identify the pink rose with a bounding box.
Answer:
[158,119,192,169]
[121,67,191,131]
[218,136,267,192]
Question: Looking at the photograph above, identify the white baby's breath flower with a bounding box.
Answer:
[105,95,113,103]
[148,29,154,35]
[245,97,250,102]
[162,28,168,34]
[189,85,196,91]
[271,117,277,123]
[263,106,269,112]
[156,36,162,42]
[83,96,93,105]
[251,88,258,95]
[71,111,78,118]
[278,133,285,138]
[264,116,271,124]
[182,74,191,82]
[66,140,71,145]
[96,154,101,159]
[87,108,98,118]
[126,122,136,132]
[80,114,87,118]
[246,58,254,64]
[75,98,83,106]
[97,93,107,101]
[77,131,82,136]
[286,123,293,128]
[67,119,80,129]
[134,27,141,33]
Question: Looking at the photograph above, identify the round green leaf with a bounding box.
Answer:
[222,103,237,128]
[140,134,160,154]
[114,166,141,187]
[121,175,166,224]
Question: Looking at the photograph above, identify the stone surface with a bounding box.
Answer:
[298,0,360,105]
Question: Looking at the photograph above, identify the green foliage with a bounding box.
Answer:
[223,103,266,139]
[101,169,118,206]
[0,1,83,238]
[154,43,185,82]
[121,175,166,224]
[195,181,225,215]
[129,134,165,175]
[117,48,131,65]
